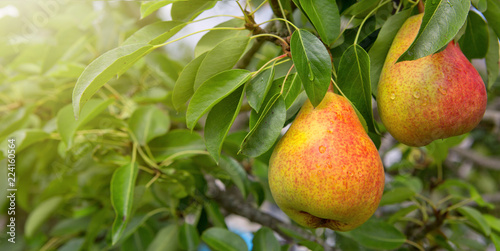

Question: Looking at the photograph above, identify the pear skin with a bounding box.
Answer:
[377,14,487,147]
[268,92,385,232]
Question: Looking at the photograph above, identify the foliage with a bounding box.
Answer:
[1,0,500,250]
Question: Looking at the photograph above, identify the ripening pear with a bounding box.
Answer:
[268,91,385,231]
[377,13,487,147]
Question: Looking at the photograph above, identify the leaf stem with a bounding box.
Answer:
[330,15,355,47]
[280,64,295,94]
[405,239,425,251]
[138,146,159,169]
[131,142,137,164]
[442,198,473,214]
[399,217,425,226]
[415,193,437,211]
[251,33,289,46]
[249,0,268,16]
[159,150,209,167]
[436,194,455,206]
[411,197,428,222]
[145,170,161,188]
[138,165,155,175]
[354,0,392,45]
[251,54,287,78]
[154,27,246,48]
[143,144,157,165]
[330,77,347,97]
[256,18,299,32]
[276,0,291,35]
[437,162,443,182]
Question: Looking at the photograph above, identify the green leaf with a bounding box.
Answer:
[398,0,470,62]
[172,52,208,110]
[472,0,487,12]
[335,233,368,251]
[283,74,303,109]
[50,217,89,236]
[393,175,423,194]
[252,227,280,251]
[140,1,176,19]
[247,66,276,112]
[0,106,34,138]
[431,235,455,251]
[299,0,340,46]
[128,105,170,145]
[486,26,499,89]
[119,209,170,245]
[201,227,248,251]
[459,11,489,59]
[298,241,323,251]
[195,19,248,57]
[437,179,494,209]
[426,134,467,164]
[240,94,286,157]
[276,225,308,241]
[219,155,250,198]
[369,9,412,95]
[290,29,332,107]
[337,45,377,134]
[179,223,200,251]
[83,210,108,249]
[111,163,139,245]
[342,219,406,250]
[194,36,250,90]
[379,187,416,206]
[204,202,227,228]
[122,21,185,46]
[205,86,245,163]
[483,0,500,39]
[25,196,63,238]
[186,69,251,130]
[147,224,179,251]
[171,0,216,21]
[388,205,419,224]
[457,206,491,236]
[483,214,500,233]
[59,238,85,251]
[249,181,266,207]
[72,44,154,118]
[148,129,205,161]
[57,99,114,149]
[0,129,48,154]
[492,232,500,250]
[342,0,380,17]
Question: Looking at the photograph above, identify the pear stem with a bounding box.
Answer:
[417,0,424,13]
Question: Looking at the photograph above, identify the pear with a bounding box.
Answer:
[268,92,385,231]
[377,13,487,147]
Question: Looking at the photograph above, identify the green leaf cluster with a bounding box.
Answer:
[1,0,500,250]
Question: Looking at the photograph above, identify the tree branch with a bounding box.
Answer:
[449,147,500,171]
[406,208,448,247]
[205,176,332,250]
[235,39,265,69]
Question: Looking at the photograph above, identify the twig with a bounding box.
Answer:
[235,39,265,69]
[408,208,447,243]
[449,147,500,171]
[205,176,332,250]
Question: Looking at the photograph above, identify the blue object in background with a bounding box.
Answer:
[231,228,254,250]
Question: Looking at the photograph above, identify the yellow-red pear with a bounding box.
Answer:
[268,92,385,231]
[377,14,487,147]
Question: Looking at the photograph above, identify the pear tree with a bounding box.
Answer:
[1,0,500,250]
